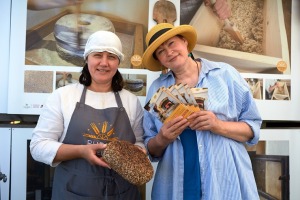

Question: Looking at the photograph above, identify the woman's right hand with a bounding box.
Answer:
[157,116,189,146]
[204,0,231,20]
[148,116,189,158]
[54,143,110,168]
[81,143,111,168]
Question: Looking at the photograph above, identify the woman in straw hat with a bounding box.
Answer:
[30,31,145,199]
[142,23,262,200]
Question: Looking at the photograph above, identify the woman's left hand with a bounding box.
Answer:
[187,110,221,132]
[135,145,147,155]
[188,109,255,142]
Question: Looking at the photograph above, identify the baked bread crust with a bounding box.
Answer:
[102,140,154,185]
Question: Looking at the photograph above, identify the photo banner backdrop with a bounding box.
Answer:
[7,0,300,121]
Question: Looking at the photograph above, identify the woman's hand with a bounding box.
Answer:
[135,145,147,155]
[159,116,190,143]
[80,143,111,168]
[54,143,110,168]
[147,116,189,157]
[188,110,220,132]
[187,110,254,142]
[204,0,231,20]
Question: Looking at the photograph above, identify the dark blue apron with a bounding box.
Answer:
[51,87,141,200]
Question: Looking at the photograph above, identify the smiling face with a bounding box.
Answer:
[154,35,189,70]
[86,51,120,92]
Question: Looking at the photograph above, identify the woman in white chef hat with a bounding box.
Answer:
[30,31,145,199]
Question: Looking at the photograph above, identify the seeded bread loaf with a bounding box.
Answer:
[102,140,154,185]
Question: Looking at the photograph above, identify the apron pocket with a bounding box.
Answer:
[64,189,100,200]
[65,174,133,198]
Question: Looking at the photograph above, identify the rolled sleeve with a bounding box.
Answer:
[243,119,261,145]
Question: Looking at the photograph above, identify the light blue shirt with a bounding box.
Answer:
[143,58,262,200]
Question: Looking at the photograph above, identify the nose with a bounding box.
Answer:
[166,48,173,56]
[99,54,109,66]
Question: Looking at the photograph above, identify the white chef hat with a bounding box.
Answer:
[83,31,124,61]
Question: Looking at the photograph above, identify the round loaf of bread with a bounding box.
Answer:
[102,140,154,185]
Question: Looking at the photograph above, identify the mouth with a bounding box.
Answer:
[96,68,109,72]
[168,55,177,62]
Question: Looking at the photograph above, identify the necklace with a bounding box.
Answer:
[194,60,200,87]
[195,60,199,76]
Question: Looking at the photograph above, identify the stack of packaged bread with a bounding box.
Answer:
[145,83,208,123]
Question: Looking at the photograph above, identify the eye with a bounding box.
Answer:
[93,53,103,57]
[156,49,165,56]
[168,40,175,47]
[108,54,118,60]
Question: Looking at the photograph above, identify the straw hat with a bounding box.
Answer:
[142,23,197,71]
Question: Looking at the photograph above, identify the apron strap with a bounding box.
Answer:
[80,86,88,104]
[113,92,123,108]
[80,86,124,109]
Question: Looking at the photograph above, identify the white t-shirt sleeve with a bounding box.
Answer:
[119,90,145,149]
[30,84,82,167]
[30,88,65,166]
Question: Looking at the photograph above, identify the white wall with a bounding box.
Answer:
[266,140,289,155]
[0,0,11,113]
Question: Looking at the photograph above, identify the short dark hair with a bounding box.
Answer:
[79,64,124,92]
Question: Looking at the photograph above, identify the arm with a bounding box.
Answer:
[129,93,147,154]
[143,77,189,158]
[132,96,146,149]
[188,111,253,142]
[53,143,110,168]
[147,116,189,158]
[268,82,279,93]
[30,87,109,168]
[187,62,261,143]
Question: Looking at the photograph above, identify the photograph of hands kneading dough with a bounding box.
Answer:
[180,0,291,74]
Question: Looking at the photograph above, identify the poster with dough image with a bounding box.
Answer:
[148,0,291,74]
[6,0,300,121]
[181,0,291,75]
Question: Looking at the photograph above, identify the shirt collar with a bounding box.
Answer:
[197,58,221,75]
[159,70,174,81]
[158,58,221,81]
